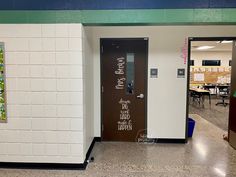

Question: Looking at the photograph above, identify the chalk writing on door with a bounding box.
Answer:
[117,98,132,131]
[115,57,126,89]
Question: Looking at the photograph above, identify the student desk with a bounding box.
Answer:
[189,88,211,105]
[203,85,217,94]
[203,84,230,95]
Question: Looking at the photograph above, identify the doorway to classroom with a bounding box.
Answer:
[188,37,236,149]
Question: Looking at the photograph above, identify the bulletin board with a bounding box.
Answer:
[0,43,6,123]
[190,66,231,85]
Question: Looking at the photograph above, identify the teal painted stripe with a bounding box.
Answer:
[0,11,83,23]
[0,9,236,24]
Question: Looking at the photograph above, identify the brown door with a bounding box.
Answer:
[101,38,148,142]
[229,41,236,149]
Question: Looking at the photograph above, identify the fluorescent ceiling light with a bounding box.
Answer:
[216,40,233,44]
[221,40,233,44]
[196,46,215,50]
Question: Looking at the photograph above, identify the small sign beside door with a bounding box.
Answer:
[150,68,158,78]
[177,68,185,78]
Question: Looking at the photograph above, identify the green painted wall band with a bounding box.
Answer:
[0,9,236,24]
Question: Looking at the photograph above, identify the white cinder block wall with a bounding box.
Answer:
[0,24,85,163]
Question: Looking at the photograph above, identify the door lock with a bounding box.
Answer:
[137,93,144,99]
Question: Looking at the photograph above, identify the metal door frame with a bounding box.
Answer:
[187,37,236,143]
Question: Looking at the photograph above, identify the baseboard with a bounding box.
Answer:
[94,136,185,144]
[151,138,186,144]
[94,137,101,142]
[0,137,100,170]
[94,137,185,144]
[0,162,87,170]
[84,137,98,164]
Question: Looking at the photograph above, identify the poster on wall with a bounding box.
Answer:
[0,43,6,123]
[194,73,205,82]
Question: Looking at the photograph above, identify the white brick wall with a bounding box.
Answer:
[0,24,84,163]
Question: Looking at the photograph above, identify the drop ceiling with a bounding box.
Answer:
[191,41,233,52]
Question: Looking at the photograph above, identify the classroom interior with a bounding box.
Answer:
[189,40,232,132]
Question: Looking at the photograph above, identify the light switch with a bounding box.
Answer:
[150,68,158,78]
[177,68,185,78]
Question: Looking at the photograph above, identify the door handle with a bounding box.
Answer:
[137,93,144,99]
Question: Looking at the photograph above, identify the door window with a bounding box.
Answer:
[126,53,135,95]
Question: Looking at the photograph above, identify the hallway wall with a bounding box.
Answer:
[1,24,236,163]
[90,25,236,139]
[0,24,85,163]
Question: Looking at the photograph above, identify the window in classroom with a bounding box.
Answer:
[190,60,194,66]
[202,60,221,66]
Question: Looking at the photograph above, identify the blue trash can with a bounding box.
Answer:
[188,118,195,138]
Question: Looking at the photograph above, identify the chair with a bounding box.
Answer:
[190,90,201,105]
[216,87,230,107]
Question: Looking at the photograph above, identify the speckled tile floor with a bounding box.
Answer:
[0,114,236,177]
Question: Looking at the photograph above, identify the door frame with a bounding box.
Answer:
[186,37,236,142]
[100,38,149,141]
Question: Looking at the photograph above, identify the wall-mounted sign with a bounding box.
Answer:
[0,43,6,123]
[177,68,185,78]
[150,68,158,78]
